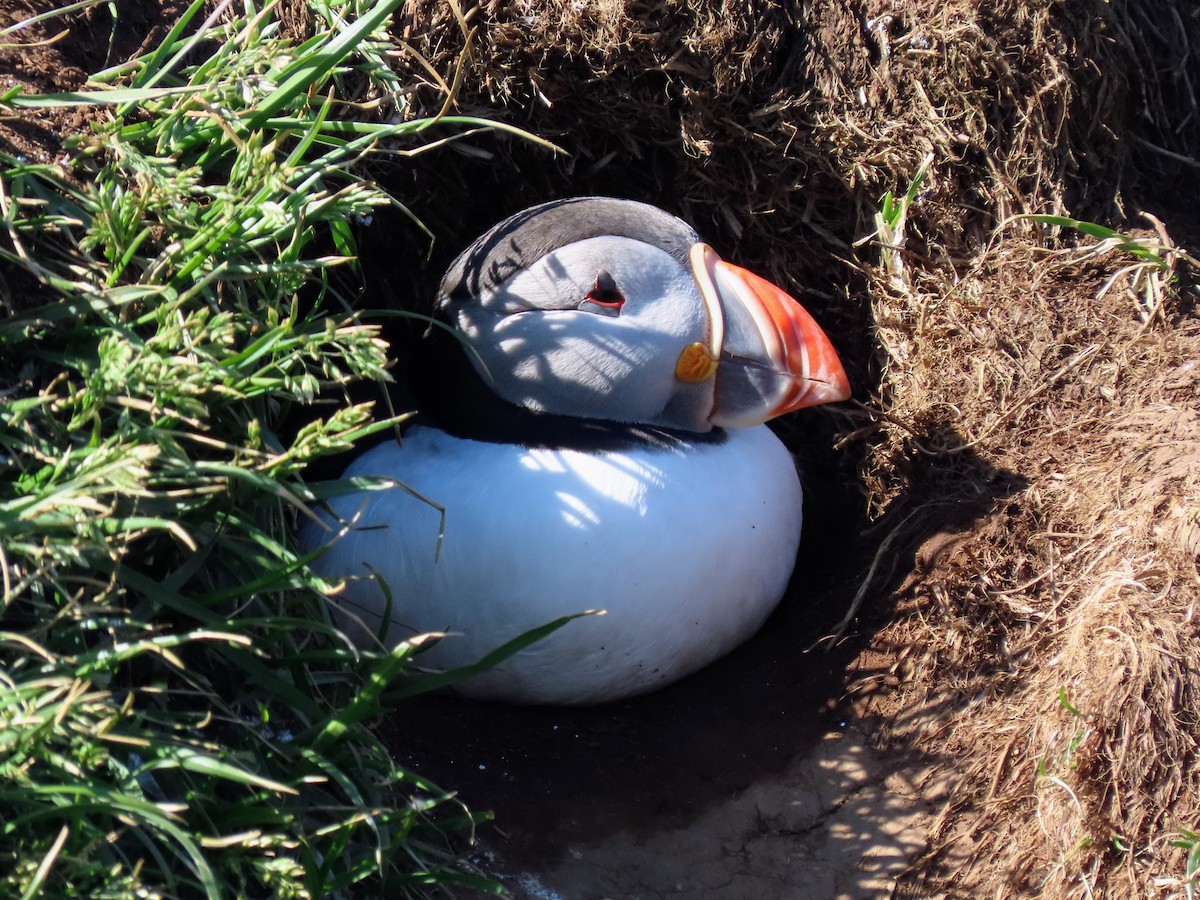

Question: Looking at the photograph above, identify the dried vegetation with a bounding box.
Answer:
[379,0,1200,895]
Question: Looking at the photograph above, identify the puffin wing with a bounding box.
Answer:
[302,425,802,705]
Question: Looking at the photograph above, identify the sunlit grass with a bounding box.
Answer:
[0,0,532,895]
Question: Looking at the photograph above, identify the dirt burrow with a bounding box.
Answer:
[494,726,940,900]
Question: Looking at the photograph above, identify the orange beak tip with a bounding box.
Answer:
[826,370,852,404]
[786,302,851,411]
[699,250,852,421]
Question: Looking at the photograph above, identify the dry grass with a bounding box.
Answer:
[865,233,1199,897]
[387,0,1196,245]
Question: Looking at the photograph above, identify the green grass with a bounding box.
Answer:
[0,0,541,895]
[1171,828,1200,899]
[1017,214,1197,270]
[857,152,934,285]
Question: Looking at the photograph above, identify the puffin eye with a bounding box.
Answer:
[577,271,625,317]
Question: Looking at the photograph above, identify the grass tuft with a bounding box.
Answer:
[0,1,521,895]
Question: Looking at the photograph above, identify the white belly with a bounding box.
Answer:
[301,425,803,704]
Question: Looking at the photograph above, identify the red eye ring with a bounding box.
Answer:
[579,272,624,316]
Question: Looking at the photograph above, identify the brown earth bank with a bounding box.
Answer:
[4,1,1199,897]
[368,1,1200,894]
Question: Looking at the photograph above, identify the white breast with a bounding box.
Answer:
[301,425,803,705]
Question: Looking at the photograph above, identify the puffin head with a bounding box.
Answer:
[437,197,850,433]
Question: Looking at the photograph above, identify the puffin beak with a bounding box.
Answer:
[689,244,851,429]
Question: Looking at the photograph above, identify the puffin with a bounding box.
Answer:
[301,197,850,705]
